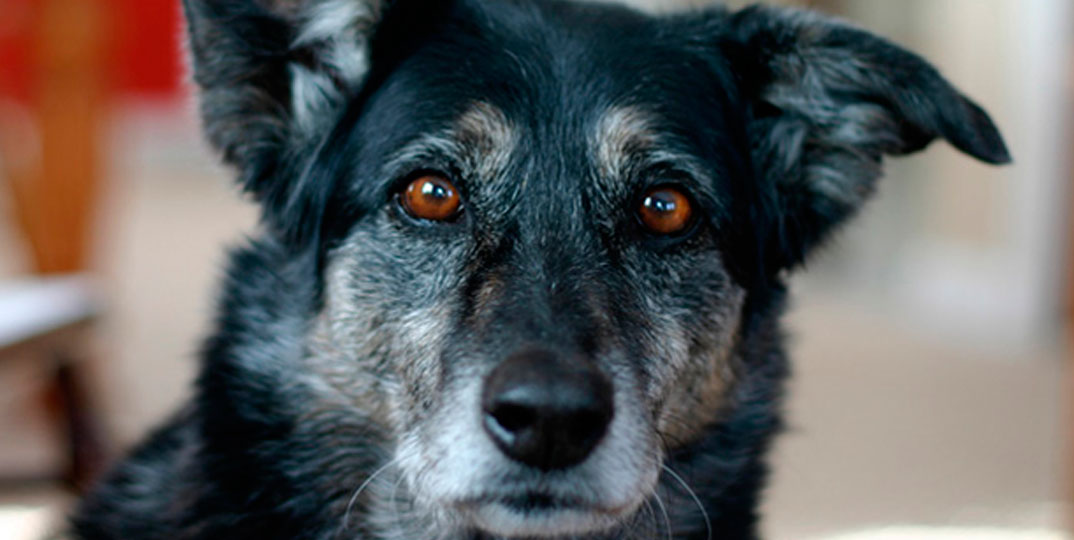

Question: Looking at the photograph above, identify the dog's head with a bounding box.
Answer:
[184,0,1008,537]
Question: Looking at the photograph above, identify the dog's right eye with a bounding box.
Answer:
[399,174,463,222]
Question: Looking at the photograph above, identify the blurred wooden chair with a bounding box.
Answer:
[0,276,105,489]
[0,0,110,490]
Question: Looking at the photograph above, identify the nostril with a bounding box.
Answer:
[491,402,536,434]
[567,410,609,445]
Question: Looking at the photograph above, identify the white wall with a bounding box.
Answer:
[816,0,1072,349]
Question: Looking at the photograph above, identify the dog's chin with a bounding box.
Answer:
[457,495,638,538]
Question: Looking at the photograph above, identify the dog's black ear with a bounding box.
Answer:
[715,6,1010,271]
[182,0,387,215]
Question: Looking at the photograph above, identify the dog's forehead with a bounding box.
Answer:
[383,101,668,180]
[349,0,743,209]
[591,106,661,179]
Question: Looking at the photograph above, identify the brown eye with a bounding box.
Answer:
[401,174,462,221]
[638,186,694,235]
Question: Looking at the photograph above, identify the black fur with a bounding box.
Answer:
[73,1,1008,539]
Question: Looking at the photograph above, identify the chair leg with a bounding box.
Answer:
[49,355,107,491]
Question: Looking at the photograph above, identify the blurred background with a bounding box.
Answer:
[0,0,1070,538]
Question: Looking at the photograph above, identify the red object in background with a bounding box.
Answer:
[0,0,35,103]
[110,0,184,100]
[0,0,183,103]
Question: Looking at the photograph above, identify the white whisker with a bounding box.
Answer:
[661,463,711,540]
[652,487,674,540]
[339,457,400,535]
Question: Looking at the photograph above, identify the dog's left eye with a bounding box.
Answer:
[637,185,695,235]
[399,174,462,222]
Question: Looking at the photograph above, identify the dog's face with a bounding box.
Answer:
[184,0,1008,537]
[313,11,755,535]
[318,33,751,536]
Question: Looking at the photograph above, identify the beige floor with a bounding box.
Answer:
[0,115,1069,539]
[767,294,1069,538]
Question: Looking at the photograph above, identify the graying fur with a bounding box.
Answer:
[76,1,1009,538]
[287,102,748,539]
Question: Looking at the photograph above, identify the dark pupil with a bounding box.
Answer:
[422,181,449,201]
[647,193,676,214]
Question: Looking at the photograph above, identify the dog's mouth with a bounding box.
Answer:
[455,492,638,537]
[405,361,660,538]
[485,492,580,512]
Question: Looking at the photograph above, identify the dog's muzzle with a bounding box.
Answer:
[481,349,614,471]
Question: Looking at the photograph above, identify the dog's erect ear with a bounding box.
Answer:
[182,0,386,196]
[714,6,1010,272]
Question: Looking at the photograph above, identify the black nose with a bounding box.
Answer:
[481,349,614,471]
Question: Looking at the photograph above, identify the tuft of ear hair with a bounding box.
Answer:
[182,0,386,198]
[718,6,1010,272]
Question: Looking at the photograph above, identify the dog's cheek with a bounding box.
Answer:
[306,224,466,430]
[655,337,740,448]
[387,302,457,430]
[304,246,401,425]
[625,252,746,448]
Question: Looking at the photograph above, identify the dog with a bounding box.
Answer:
[72,0,1010,538]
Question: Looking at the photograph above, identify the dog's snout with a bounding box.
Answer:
[481,349,613,471]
